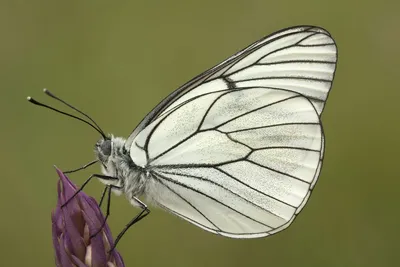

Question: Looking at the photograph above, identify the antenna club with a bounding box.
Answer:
[44,88,55,97]
[27,96,38,104]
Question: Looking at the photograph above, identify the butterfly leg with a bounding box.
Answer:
[90,184,123,239]
[61,174,118,208]
[98,185,109,208]
[63,159,99,174]
[110,197,151,252]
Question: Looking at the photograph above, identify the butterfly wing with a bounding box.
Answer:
[125,25,337,149]
[128,25,337,237]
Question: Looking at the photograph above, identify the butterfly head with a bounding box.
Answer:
[95,137,112,163]
[94,135,128,169]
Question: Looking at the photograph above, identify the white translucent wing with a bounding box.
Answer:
[133,90,323,237]
[129,25,337,237]
[125,25,337,149]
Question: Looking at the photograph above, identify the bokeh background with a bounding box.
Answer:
[1,0,399,266]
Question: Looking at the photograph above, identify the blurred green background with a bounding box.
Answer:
[1,0,399,266]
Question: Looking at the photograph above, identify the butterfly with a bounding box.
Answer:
[29,25,337,248]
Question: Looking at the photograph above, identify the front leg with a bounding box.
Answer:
[61,174,118,208]
[63,159,99,174]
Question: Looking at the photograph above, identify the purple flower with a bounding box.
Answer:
[52,167,125,267]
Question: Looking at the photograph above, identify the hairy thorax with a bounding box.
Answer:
[95,136,148,202]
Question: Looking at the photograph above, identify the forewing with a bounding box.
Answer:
[125,25,337,150]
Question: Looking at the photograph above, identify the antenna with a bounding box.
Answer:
[27,89,107,139]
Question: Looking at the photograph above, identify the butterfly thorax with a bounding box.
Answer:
[95,135,147,199]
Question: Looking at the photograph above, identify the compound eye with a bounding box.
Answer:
[100,139,112,156]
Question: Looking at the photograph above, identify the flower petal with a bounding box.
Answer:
[71,254,89,267]
[85,192,125,266]
[56,169,87,260]
[81,195,103,226]
[55,168,77,190]
[58,234,74,267]
[84,244,92,266]
[85,197,125,266]
[51,211,62,266]
[82,210,107,267]
[112,252,125,267]
[85,197,114,246]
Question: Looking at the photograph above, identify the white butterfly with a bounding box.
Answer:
[29,25,337,245]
